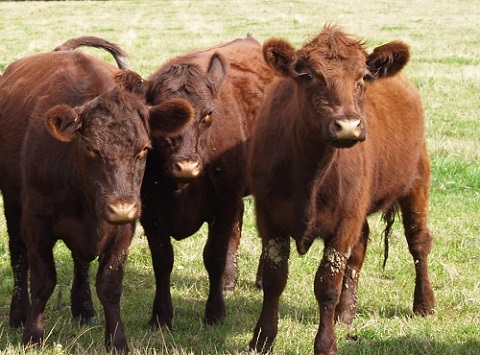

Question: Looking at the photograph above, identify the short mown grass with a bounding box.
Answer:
[0,1,479,354]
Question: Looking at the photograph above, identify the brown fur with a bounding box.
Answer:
[140,35,274,328]
[248,25,435,355]
[0,37,192,352]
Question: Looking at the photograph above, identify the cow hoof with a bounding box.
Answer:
[22,329,44,348]
[203,313,225,326]
[148,317,173,330]
[9,318,26,330]
[74,315,96,325]
[249,336,274,354]
[414,307,436,316]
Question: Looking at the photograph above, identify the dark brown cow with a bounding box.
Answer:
[0,37,192,352]
[140,35,274,328]
[248,25,435,355]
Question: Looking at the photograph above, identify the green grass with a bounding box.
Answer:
[0,0,479,354]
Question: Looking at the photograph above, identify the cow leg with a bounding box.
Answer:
[249,236,290,353]
[399,155,435,315]
[255,253,265,289]
[143,224,174,329]
[313,240,352,355]
[222,200,243,291]
[335,221,369,325]
[95,228,132,353]
[3,193,30,328]
[203,199,244,325]
[71,253,95,325]
[22,223,57,347]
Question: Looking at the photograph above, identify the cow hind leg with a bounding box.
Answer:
[399,172,435,316]
[222,201,244,291]
[335,221,369,325]
[71,253,95,325]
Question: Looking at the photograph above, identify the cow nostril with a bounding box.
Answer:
[107,202,138,223]
[333,119,362,139]
[173,160,202,180]
[175,160,200,172]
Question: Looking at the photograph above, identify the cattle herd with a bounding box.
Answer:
[0,24,435,355]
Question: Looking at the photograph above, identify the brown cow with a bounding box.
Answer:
[0,37,192,352]
[248,25,435,355]
[140,35,273,328]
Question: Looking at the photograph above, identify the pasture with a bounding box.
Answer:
[0,1,479,354]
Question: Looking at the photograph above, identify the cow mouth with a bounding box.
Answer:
[330,139,359,149]
[175,181,190,191]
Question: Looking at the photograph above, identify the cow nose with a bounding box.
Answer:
[172,160,202,181]
[107,202,138,223]
[332,118,364,140]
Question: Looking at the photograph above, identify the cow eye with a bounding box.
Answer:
[202,113,213,127]
[363,72,374,82]
[83,144,96,158]
[299,73,313,81]
[137,143,151,159]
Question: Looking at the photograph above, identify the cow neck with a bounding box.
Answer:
[288,104,337,245]
[290,100,337,189]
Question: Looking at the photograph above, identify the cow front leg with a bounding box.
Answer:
[96,229,133,353]
[202,223,228,325]
[22,240,56,347]
[335,221,369,325]
[314,244,349,355]
[145,230,174,329]
[4,194,29,328]
[71,253,95,325]
[249,237,290,353]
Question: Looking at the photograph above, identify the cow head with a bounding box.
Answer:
[147,53,228,184]
[45,70,193,224]
[263,24,410,148]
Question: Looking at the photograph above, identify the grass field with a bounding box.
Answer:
[0,1,479,354]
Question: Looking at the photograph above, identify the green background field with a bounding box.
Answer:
[0,1,479,354]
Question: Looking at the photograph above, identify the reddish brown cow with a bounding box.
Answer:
[248,25,435,355]
[0,37,192,352]
[140,35,273,328]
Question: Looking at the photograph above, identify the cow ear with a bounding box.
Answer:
[149,98,194,138]
[263,38,296,77]
[206,53,228,97]
[367,41,410,78]
[45,104,82,142]
[114,70,148,96]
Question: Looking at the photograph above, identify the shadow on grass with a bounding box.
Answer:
[342,336,480,355]
[0,252,475,354]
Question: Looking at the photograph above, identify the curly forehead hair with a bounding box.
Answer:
[302,24,367,62]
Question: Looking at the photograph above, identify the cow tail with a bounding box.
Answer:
[53,36,130,70]
[381,203,399,270]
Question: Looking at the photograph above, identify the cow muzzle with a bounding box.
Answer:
[106,201,139,224]
[171,159,202,182]
[328,116,366,148]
